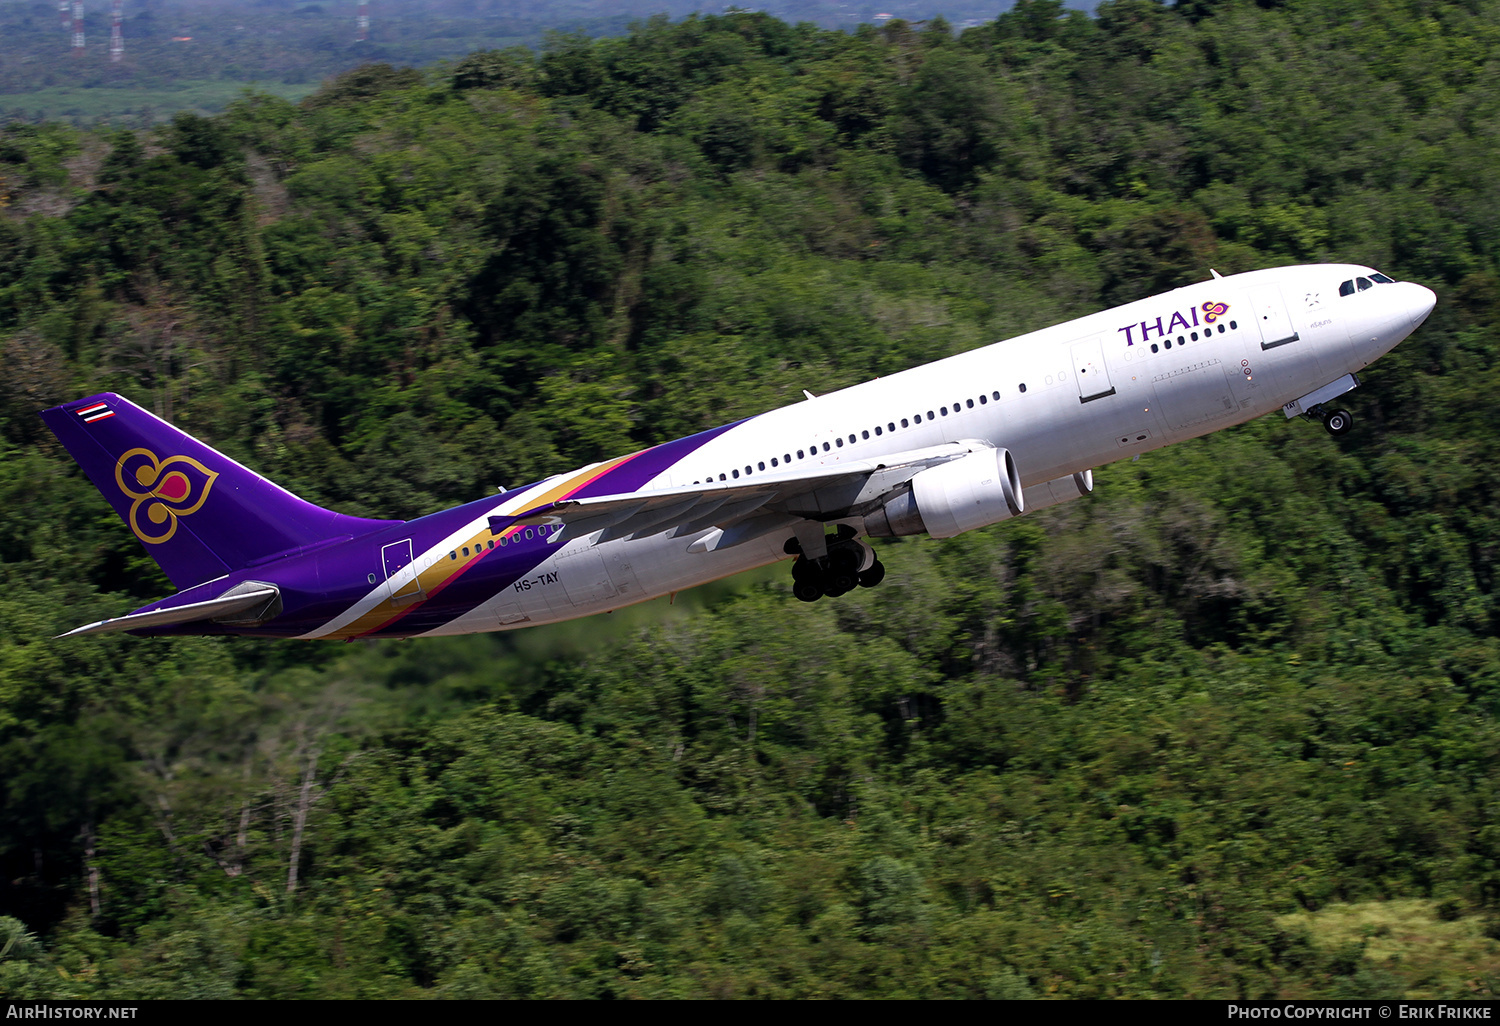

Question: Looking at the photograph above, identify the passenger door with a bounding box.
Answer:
[381,539,425,606]
[1071,336,1117,403]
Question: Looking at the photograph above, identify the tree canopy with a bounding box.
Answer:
[3,0,1500,998]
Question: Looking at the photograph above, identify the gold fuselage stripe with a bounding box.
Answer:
[322,452,639,639]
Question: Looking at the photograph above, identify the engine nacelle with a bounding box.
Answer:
[1021,469,1093,512]
[864,447,1024,539]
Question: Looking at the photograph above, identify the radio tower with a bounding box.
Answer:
[110,0,123,62]
[71,2,84,58]
[59,1,71,31]
[356,1,369,42]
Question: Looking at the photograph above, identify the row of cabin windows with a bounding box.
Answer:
[393,315,1262,577]
[1147,320,1238,354]
[1339,272,1396,296]
[447,522,562,560]
[690,389,1014,485]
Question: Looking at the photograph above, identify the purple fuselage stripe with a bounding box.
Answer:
[136,418,750,638]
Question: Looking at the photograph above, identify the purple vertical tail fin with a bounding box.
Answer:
[40,393,400,590]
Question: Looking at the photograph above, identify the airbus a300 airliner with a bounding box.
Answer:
[42,264,1436,641]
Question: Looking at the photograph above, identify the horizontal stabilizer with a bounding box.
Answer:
[57,585,280,639]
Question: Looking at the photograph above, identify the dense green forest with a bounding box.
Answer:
[4,0,1500,998]
[0,0,1018,125]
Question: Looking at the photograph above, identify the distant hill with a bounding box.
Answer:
[0,0,1052,124]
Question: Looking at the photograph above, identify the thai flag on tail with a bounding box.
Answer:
[75,401,114,423]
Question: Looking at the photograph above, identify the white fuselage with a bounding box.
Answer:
[389,263,1435,636]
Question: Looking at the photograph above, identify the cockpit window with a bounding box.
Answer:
[1341,272,1397,296]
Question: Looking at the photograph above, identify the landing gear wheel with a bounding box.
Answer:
[825,572,858,598]
[857,561,886,588]
[793,579,823,603]
[829,548,861,575]
[1324,408,1354,436]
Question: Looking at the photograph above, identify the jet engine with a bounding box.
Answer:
[864,447,1024,539]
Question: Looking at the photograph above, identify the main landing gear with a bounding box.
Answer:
[1306,403,1355,437]
[786,526,886,603]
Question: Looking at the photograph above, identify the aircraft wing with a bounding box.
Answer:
[489,441,984,551]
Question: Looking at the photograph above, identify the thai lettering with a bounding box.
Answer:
[1118,300,1230,345]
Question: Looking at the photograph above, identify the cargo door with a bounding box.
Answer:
[605,547,643,601]
[559,546,617,606]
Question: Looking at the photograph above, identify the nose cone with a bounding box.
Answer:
[1408,283,1437,331]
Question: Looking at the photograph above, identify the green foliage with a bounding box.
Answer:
[3,0,1500,999]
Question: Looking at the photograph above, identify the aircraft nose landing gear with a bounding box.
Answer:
[1306,403,1355,436]
[786,528,886,603]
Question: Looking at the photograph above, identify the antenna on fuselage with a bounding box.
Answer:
[1210,268,1223,279]
[802,389,817,400]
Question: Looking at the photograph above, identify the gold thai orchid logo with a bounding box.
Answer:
[1201,300,1231,323]
[114,448,218,544]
